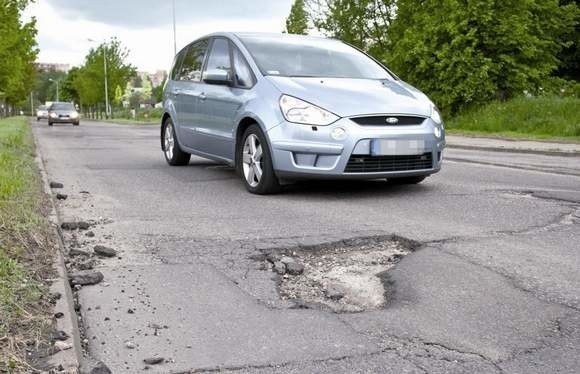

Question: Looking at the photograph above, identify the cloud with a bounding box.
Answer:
[25,0,294,71]
[44,0,292,28]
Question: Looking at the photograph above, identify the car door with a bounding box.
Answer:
[172,39,209,149]
[195,38,245,159]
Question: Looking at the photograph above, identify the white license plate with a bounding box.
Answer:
[371,139,425,156]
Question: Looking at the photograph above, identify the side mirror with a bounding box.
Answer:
[203,69,232,86]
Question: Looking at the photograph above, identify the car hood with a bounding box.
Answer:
[266,76,433,118]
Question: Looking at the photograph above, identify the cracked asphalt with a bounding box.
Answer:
[32,120,580,373]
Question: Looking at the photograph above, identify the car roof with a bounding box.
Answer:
[204,32,332,42]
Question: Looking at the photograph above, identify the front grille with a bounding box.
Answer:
[345,153,433,173]
[351,116,426,126]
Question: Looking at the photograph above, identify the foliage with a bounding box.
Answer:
[309,0,394,57]
[34,69,67,103]
[73,38,136,108]
[0,0,38,106]
[386,0,578,114]
[59,66,81,103]
[447,96,580,139]
[152,78,166,103]
[286,0,310,34]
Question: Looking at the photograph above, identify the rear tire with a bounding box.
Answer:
[237,124,280,194]
[162,118,190,166]
[388,176,427,185]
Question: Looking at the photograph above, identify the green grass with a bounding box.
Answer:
[0,117,53,372]
[446,96,580,141]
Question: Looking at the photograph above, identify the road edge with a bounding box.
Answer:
[31,120,82,373]
[446,143,580,157]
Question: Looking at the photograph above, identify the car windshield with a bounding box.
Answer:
[240,36,393,80]
[51,103,75,111]
[38,105,47,110]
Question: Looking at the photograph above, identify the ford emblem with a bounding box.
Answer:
[386,117,399,124]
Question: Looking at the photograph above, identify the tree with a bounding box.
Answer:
[310,0,394,57]
[556,0,580,80]
[387,0,578,114]
[35,69,67,103]
[286,0,309,35]
[0,0,38,109]
[60,67,80,103]
[73,38,136,111]
[152,77,166,103]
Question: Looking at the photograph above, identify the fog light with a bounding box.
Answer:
[433,126,442,139]
[330,127,347,140]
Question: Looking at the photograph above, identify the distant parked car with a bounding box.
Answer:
[48,102,80,126]
[36,105,48,120]
[161,32,445,194]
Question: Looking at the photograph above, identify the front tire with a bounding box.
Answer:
[388,176,427,185]
[162,118,190,166]
[237,124,280,194]
[48,122,53,126]
[73,121,79,126]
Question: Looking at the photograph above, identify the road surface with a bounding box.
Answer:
[33,120,580,373]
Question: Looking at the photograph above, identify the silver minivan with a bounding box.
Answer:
[161,32,445,194]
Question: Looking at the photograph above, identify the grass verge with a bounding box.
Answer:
[0,117,55,372]
[447,96,580,141]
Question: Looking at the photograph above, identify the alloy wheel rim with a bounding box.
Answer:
[242,134,263,188]
[164,124,174,160]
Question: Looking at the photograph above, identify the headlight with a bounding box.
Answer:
[431,105,443,125]
[279,95,339,126]
[70,112,79,119]
[49,112,57,118]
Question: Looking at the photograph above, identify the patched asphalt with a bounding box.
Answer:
[33,120,580,373]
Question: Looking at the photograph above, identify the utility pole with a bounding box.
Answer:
[172,0,177,55]
[30,91,34,117]
[103,44,110,118]
[49,78,60,101]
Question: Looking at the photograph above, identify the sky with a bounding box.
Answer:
[24,0,294,73]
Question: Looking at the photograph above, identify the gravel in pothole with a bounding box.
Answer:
[265,236,416,313]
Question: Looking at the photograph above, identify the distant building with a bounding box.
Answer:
[148,70,167,87]
[135,70,167,88]
[35,62,70,73]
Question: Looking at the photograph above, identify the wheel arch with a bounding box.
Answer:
[160,112,172,150]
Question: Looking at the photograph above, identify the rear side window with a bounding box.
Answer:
[232,46,254,88]
[170,50,186,80]
[205,38,232,78]
[178,40,209,82]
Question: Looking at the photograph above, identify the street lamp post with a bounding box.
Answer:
[49,78,60,101]
[88,38,110,118]
[172,0,177,55]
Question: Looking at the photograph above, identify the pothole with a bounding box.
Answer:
[257,236,419,313]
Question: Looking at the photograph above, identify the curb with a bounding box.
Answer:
[32,122,82,373]
[446,143,580,158]
[83,118,158,126]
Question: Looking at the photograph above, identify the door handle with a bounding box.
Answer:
[199,93,207,101]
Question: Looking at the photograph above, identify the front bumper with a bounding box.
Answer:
[49,116,79,123]
[267,117,445,180]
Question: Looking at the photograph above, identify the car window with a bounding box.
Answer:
[241,36,392,80]
[204,38,232,79]
[50,103,74,110]
[171,50,186,80]
[232,46,254,88]
[179,40,209,82]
